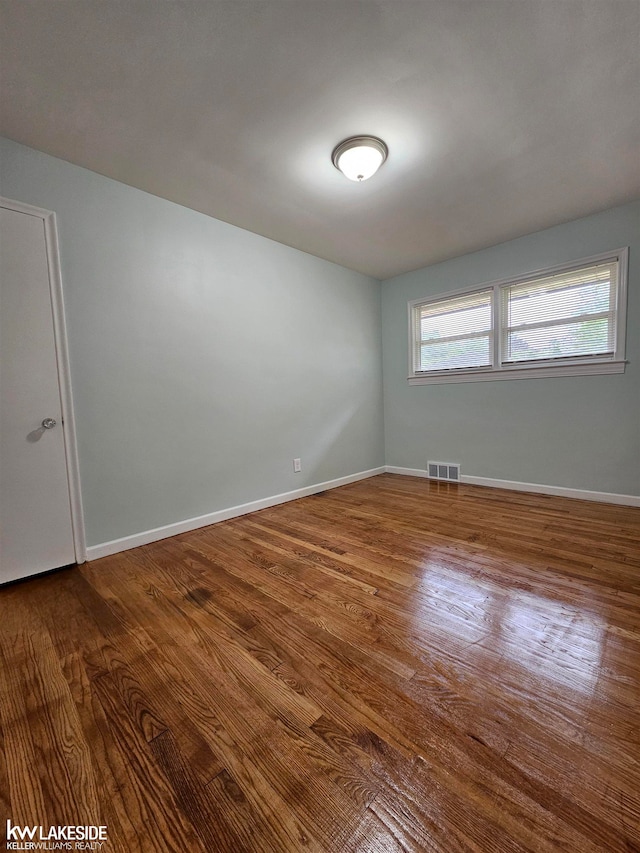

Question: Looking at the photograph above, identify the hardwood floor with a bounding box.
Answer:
[1,473,639,852]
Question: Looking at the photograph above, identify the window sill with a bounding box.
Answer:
[408,359,627,385]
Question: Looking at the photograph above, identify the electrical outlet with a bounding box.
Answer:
[293,458,302,473]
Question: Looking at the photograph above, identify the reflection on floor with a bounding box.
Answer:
[0,473,638,852]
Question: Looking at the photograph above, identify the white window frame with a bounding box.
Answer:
[408,247,629,385]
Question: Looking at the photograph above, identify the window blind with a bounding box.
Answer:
[414,289,493,372]
[501,260,618,365]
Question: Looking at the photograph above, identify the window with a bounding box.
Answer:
[412,289,493,373]
[408,249,628,384]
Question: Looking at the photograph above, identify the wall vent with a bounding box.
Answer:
[427,461,460,482]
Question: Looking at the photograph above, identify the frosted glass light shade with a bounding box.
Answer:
[332,136,388,182]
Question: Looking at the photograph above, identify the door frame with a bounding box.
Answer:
[1,196,86,564]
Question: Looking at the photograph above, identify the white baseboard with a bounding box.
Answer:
[85,463,639,560]
[385,465,640,507]
[86,466,386,560]
[385,465,431,479]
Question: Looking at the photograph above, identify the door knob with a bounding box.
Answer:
[41,418,57,429]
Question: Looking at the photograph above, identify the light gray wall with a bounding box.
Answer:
[2,135,636,553]
[382,201,640,496]
[0,138,384,546]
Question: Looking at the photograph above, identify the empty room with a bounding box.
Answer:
[0,2,639,851]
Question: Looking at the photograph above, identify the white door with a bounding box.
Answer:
[0,205,76,583]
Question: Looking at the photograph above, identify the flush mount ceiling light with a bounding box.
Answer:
[331,136,388,182]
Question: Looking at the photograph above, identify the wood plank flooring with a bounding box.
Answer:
[1,473,639,852]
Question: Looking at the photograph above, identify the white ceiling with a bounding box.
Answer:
[1,1,639,279]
